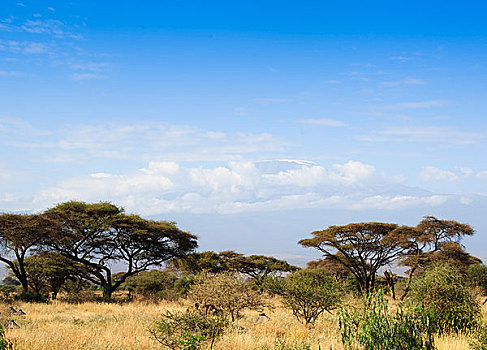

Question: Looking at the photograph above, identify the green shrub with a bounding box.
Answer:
[339,291,435,350]
[470,323,487,350]
[150,310,227,350]
[125,270,177,301]
[411,263,481,333]
[174,274,196,296]
[189,274,265,322]
[266,268,342,325]
[16,290,46,302]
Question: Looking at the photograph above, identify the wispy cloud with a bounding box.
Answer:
[420,166,458,182]
[254,97,289,105]
[358,125,486,145]
[70,73,107,81]
[298,118,347,127]
[374,100,449,110]
[0,119,289,163]
[0,70,25,77]
[381,78,425,87]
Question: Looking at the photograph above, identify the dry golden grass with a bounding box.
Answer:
[2,297,485,350]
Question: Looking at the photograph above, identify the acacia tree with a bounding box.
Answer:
[19,252,78,299]
[45,201,198,300]
[399,216,475,300]
[0,213,57,293]
[232,255,299,290]
[299,222,412,295]
[169,250,242,275]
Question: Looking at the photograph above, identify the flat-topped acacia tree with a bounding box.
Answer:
[299,222,413,295]
[45,201,198,300]
[0,213,58,294]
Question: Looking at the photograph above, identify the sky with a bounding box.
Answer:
[1,1,487,266]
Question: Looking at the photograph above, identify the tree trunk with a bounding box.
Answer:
[400,265,417,300]
[384,270,396,299]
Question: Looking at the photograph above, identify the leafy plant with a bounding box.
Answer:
[150,310,227,350]
[411,262,481,333]
[470,323,487,350]
[266,268,342,325]
[339,291,435,350]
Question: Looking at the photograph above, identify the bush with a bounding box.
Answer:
[266,268,342,325]
[470,323,487,350]
[411,263,481,333]
[339,291,435,350]
[16,290,46,302]
[174,274,196,296]
[125,270,178,301]
[150,310,227,350]
[189,274,265,321]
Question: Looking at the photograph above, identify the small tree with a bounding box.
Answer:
[189,274,265,321]
[150,310,227,350]
[267,268,342,325]
[0,213,58,293]
[411,262,481,333]
[125,269,177,300]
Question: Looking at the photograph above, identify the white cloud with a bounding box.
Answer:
[359,126,485,145]
[0,119,288,163]
[22,42,47,54]
[31,159,444,215]
[298,118,346,127]
[477,170,487,180]
[70,73,107,80]
[420,166,459,182]
[375,100,449,110]
[381,78,425,87]
[330,161,376,184]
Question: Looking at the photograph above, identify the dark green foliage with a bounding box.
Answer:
[150,310,227,350]
[0,323,12,350]
[174,274,195,296]
[16,290,46,302]
[467,263,487,296]
[470,323,487,350]
[266,268,342,325]
[411,263,481,333]
[125,269,178,301]
[339,291,435,350]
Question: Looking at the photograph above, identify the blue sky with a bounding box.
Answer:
[1,1,487,265]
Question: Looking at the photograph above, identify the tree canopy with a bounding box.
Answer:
[299,222,413,294]
[42,201,198,300]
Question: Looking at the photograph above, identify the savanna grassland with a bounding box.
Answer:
[4,296,485,350]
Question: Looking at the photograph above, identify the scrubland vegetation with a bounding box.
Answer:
[0,201,487,349]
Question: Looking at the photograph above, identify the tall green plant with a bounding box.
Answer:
[339,291,435,350]
[411,262,480,333]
